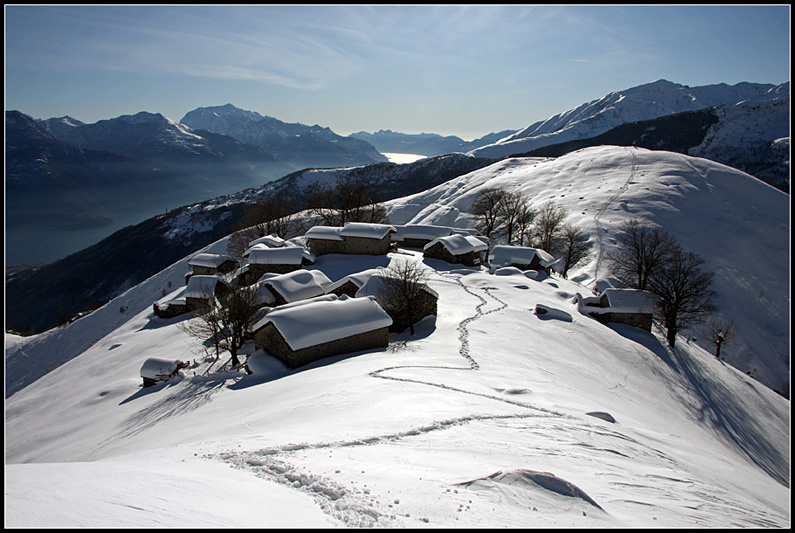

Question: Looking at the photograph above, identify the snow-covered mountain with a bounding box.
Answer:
[4,147,789,527]
[181,103,388,169]
[470,80,789,161]
[36,115,85,138]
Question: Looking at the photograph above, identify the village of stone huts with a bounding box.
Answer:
[144,221,657,387]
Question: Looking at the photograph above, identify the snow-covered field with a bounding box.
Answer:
[5,146,790,527]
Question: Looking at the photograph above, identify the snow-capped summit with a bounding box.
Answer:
[470,80,788,159]
[181,103,388,168]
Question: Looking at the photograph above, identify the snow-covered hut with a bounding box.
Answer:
[239,245,315,284]
[184,275,231,310]
[152,297,189,319]
[261,269,333,307]
[139,357,188,387]
[489,245,557,275]
[423,234,488,267]
[252,295,393,369]
[324,268,383,298]
[392,224,454,249]
[583,288,659,332]
[305,222,396,256]
[188,253,238,277]
[248,234,287,249]
[355,272,439,333]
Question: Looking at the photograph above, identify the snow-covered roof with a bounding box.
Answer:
[189,253,236,268]
[140,357,182,380]
[248,234,286,248]
[339,222,396,240]
[355,272,439,299]
[305,226,345,241]
[340,222,395,240]
[424,234,488,255]
[253,295,392,351]
[392,224,453,242]
[263,269,333,303]
[489,245,556,268]
[601,288,659,314]
[305,223,396,242]
[325,268,382,294]
[245,245,307,265]
[184,275,227,299]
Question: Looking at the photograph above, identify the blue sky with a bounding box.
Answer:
[5,4,790,140]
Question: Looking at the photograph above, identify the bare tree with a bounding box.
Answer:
[376,259,432,336]
[609,219,678,291]
[648,248,716,347]
[531,201,567,254]
[470,187,507,240]
[704,317,735,359]
[306,179,389,226]
[179,284,265,369]
[559,223,591,279]
[499,191,535,245]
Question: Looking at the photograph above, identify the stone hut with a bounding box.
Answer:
[305,222,396,256]
[248,234,287,249]
[252,295,393,369]
[423,234,489,267]
[489,245,557,275]
[184,275,231,310]
[140,357,188,387]
[583,288,659,332]
[324,268,383,298]
[261,269,333,307]
[239,245,315,285]
[188,253,238,276]
[392,224,454,249]
[153,297,189,319]
[355,272,439,333]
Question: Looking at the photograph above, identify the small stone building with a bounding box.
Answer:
[324,268,383,298]
[392,224,454,249]
[355,272,439,333]
[140,357,188,387]
[423,234,489,267]
[239,245,315,285]
[305,222,396,256]
[261,269,333,307]
[184,275,231,310]
[489,245,557,275]
[252,295,393,369]
[153,297,189,319]
[583,288,659,332]
[188,253,238,276]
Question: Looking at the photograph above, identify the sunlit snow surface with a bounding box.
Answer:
[5,146,789,528]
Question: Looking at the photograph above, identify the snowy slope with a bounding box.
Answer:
[383,146,790,396]
[470,80,788,159]
[5,246,789,527]
[5,146,790,527]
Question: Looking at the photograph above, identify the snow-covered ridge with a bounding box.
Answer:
[382,146,789,396]
[471,80,789,159]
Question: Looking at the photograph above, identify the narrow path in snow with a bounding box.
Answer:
[591,147,638,288]
[368,270,568,415]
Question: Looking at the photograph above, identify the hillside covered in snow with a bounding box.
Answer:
[469,80,789,169]
[4,146,790,528]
